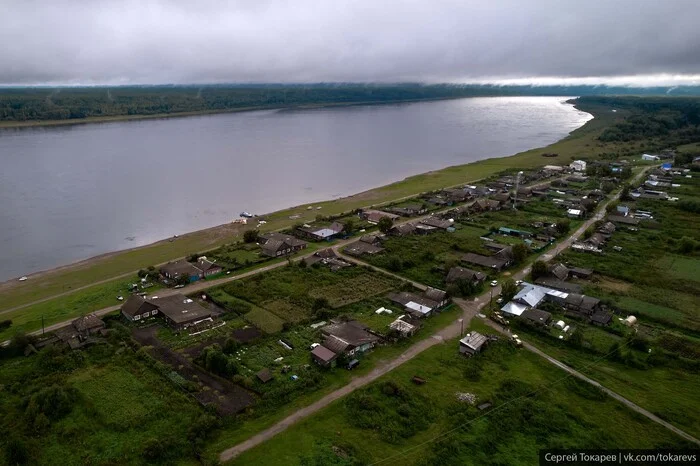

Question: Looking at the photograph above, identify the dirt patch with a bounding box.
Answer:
[232,326,263,343]
[593,276,632,293]
[132,326,255,416]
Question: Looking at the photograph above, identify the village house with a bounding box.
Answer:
[151,294,213,331]
[389,222,417,236]
[297,222,345,241]
[387,204,427,217]
[386,289,447,318]
[319,320,380,358]
[446,266,486,285]
[519,308,552,327]
[360,209,400,224]
[161,260,205,283]
[570,160,587,172]
[345,240,384,257]
[388,315,419,338]
[56,313,107,349]
[606,214,640,226]
[195,257,224,277]
[419,216,453,230]
[442,188,472,204]
[259,232,308,257]
[121,293,213,331]
[492,192,511,205]
[501,282,605,324]
[121,295,160,322]
[472,198,501,212]
[459,331,490,356]
[462,245,513,272]
[534,277,583,293]
[597,221,616,236]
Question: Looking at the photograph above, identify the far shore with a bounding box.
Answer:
[0,96,461,129]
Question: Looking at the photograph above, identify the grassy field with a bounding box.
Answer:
[0,101,619,323]
[0,340,214,465]
[229,322,691,466]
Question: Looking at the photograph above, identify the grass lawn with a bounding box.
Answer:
[0,278,159,342]
[0,100,619,317]
[0,344,211,465]
[510,322,700,439]
[228,327,690,465]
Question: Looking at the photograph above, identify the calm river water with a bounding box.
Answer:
[0,97,591,280]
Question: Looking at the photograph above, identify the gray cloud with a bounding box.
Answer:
[2,0,700,85]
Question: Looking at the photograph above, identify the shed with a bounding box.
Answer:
[310,345,338,368]
[256,368,274,383]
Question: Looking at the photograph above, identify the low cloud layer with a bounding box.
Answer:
[2,0,700,85]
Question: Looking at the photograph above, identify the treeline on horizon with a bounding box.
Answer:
[2,83,700,122]
[577,95,700,145]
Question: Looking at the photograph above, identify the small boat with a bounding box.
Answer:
[240,211,253,218]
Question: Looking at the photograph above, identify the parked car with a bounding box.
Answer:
[116,296,124,301]
[309,343,320,350]
[490,280,498,287]
[174,284,185,289]
[18,276,27,281]
[347,359,360,370]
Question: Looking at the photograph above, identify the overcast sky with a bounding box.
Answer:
[2,0,700,86]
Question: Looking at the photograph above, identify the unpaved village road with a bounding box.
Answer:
[219,170,673,463]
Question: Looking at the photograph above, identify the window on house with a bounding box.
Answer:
[134,315,141,320]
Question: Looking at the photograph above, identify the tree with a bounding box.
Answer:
[531,260,548,281]
[620,184,631,201]
[601,181,615,194]
[512,243,528,264]
[554,219,570,236]
[500,279,517,303]
[343,218,356,235]
[243,229,259,243]
[176,273,190,286]
[377,217,394,234]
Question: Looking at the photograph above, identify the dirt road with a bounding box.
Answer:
[219,169,658,462]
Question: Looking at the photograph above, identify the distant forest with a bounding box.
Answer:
[2,83,700,122]
[577,96,700,145]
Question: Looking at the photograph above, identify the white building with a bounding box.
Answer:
[570,160,587,172]
[641,154,660,161]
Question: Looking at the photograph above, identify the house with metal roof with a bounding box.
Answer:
[459,331,490,356]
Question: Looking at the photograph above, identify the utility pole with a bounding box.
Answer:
[512,171,524,210]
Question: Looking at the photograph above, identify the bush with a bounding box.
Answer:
[23,385,78,425]
[0,319,11,330]
[243,229,259,243]
[4,438,30,465]
[531,260,548,281]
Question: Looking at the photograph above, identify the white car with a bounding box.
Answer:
[18,276,28,281]
[116,295,124,301]
[174,284,185,289]
[496,297,503,304]
[515,280,523,286]
[310,343,320,350]
[490,280,498,287]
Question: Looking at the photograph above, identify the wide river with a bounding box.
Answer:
[0,96,591,281]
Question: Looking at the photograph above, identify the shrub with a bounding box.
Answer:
[243,229,259,243]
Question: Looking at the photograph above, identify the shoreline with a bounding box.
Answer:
[1,101,591,284]
[0,99,609,317]
[0,96,460,129]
